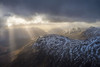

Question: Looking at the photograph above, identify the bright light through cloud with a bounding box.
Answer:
[6,14,49,27]
[7,23,13,27]
[6,14,100,27]
[7,16,27,24]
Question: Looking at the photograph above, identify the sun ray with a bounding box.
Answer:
[8,28,16,52]
[25,26,34,40]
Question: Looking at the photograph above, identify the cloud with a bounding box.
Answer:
[0,0,100,22]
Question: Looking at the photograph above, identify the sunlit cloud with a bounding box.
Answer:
[6,14,49,27]
[4,12,100,28]
[7,23,13,27]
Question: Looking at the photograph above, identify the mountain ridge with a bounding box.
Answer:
[9,27,100,67]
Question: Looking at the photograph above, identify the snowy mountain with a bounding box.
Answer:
[83,27,100,38]
[32,34,100,67]
[9,32,100,67]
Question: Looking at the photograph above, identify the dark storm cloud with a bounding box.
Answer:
[0,0,100,22]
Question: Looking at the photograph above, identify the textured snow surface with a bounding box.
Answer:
[33,34,100,67]
[83,27,100,38]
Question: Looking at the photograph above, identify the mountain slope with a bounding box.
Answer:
[9,33,100,67]
[83,27,100,38]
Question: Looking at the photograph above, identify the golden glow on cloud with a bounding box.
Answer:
[6,14,100,27]
[6,15,49,27]
[7,23,13,27]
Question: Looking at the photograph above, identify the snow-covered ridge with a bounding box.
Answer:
[9,27,100,67]
[33,27,100,66]
[83,27,100,38]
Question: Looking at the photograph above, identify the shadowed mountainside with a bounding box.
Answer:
[0,27,47,67]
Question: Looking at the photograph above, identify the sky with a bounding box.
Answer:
[0,0,100,27]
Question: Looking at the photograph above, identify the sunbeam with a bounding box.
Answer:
[0,28,5,40]
[25,26,34,40]
[8,28,16,52]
